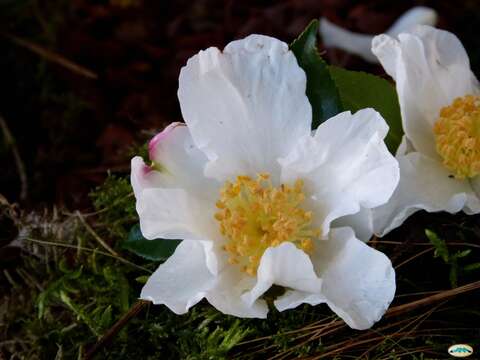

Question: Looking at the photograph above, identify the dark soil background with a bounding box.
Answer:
[1,0,480,211]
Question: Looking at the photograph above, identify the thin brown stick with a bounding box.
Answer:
[0,115,28,200]
[76,211,119,257]
[377,347,438,360]
[84,300,150,360]
[375,240,480,249]
[24,237,151,273]
[3,33,98,79]
[395,290,443,298]
[358,301,445,358]
[387,280,480,317]
[237,316,337,346]
[394,247,434,269]
[314,330,456,359]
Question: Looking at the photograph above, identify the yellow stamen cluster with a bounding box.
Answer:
[214,173,319,276]
[433,95,480,179]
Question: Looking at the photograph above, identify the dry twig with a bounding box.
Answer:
[0,115,28,201]
[3,33,98,79]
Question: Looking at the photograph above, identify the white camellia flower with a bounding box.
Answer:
[371,26,480,236]
[131,35,399,330]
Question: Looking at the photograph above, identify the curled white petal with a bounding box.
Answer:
[313,228,395,330]
[141,241,216,314]
[146,122,219,197]
[274,290,325,312]
[206,266,268,318]
[280,109,399,238]
[131,156,168,199]
[178,34,312,182]
[241,242,322,307]
[320,6,437,63]
[333,206,374,243]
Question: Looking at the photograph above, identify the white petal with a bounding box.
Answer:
[178,35,312,181]
[137,187,216,240]
[373,152,480,236]
[332,206,374,243]
[206,266,268,318]
[131,156,168,199]
[274,290,325,312]
[372,26,479,159]
[319,17,376,62]
[280,109,399,238]
[241,242,322,307]
[132,124,221,242]
[320,7,437,63]
[147,122,219,198]
[313,228,395,330]
[395,135,415,157]
[387,7,438,37]
[467,177,480,214]
[141,241,215,314]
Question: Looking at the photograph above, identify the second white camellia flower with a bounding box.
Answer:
[372,26,480,235]
[131,35,399,330]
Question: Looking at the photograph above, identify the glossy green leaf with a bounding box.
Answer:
[290,20,343,129]
[329,66,403,152]
[123,224,180,261]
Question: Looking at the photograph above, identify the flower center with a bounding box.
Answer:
[433,95,480,179]
[214,173,319,276]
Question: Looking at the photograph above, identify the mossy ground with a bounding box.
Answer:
[1,1,480,359]
[2,175,480,359]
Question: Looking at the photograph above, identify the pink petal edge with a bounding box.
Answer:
[148,122,186,161]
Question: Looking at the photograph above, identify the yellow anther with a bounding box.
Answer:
[215,172,319,276]
[303,211,312,222]
[434,95,480,179]
[237,175,252,182]
[301,239,314,252]
[228,257,239,265]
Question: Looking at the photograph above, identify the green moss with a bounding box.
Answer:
[89,174,137,239]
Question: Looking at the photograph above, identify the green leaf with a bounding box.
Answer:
[463,262,480,272]
[135,275,149,284]
[425,229,449,263]
[290,20,343,128]
[123,224,180,261]
[453,249,471,259]
[329,66,403,152]
[99,305,113,329]
[449,258,458,288]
